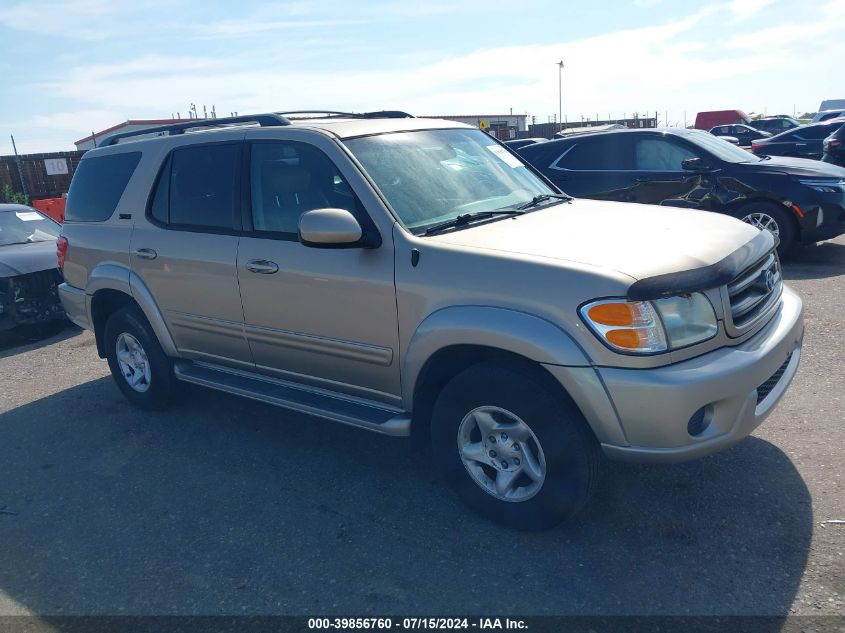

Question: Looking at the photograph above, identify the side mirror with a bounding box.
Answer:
[298,208,367,248]
[681,157,713,171]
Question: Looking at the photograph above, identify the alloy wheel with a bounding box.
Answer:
[741,212,780,237]
[456,406,546,502]
[115,332,152,393]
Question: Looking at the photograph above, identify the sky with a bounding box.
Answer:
[0,0,843,155]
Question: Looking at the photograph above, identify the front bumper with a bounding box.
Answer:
[796,192,845,243]
[0,271,66,331]
[564,286,803,463]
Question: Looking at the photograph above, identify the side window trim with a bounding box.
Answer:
[144,140,243,235]
[548,143,577,171]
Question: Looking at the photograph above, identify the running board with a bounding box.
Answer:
[173,361,411,436]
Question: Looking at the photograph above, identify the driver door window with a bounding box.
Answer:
[250,142,356,237]
[634,138,698,171]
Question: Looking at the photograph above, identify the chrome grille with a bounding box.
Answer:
[726,252,782,332]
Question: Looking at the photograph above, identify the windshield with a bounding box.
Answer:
[344,129,558,233]
[0,208,60,247]
[683,129,761,162]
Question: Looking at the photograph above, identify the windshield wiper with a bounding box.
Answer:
[423,210,525,236]
[517,193,572,210]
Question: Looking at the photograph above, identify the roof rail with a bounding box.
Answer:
[276,110,414,120]
[99,113,292,147]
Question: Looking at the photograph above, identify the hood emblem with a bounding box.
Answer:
[754,268,777,293]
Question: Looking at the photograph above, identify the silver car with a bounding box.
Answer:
[58,112,803,529]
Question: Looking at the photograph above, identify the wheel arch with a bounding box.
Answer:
[87,263,177,358]
[403,306,593,442]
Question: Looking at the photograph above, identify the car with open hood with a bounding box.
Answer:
[58,112,803,529]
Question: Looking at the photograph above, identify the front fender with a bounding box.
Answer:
[401,305,591,407]
[86,263,178,357]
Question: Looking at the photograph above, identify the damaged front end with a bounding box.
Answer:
[0,269,66,331]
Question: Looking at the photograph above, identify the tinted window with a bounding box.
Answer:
[801,125,838,140]
[167,144,239,229]
[553,137,633,170]
[634,138,698,170]
[250,142,355,235]
[65,152,141,222]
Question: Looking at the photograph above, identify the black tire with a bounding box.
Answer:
[103,306,176,409]
[735,202,796,256]
[430,361,602,530]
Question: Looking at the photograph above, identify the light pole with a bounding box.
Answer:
[557,60,564,134]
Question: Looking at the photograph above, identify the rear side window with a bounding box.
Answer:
[552,137,633,170]
[148,143,240,230]
[65,152,141,222]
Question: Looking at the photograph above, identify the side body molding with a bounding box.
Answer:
[86,263,179,357]
[401,305,592,408]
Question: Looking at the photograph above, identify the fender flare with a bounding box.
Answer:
[86,263,178,357]
[401,305,591,407]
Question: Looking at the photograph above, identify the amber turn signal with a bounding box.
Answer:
[587,303,634,326]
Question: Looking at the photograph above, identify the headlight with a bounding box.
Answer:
[580,293,718,354]
[797,178,845,193]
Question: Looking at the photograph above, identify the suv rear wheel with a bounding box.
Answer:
[104,306,176,409]
[431,362,601,530]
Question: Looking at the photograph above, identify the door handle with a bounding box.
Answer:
[246,259,279,274]
[134,248,157,260]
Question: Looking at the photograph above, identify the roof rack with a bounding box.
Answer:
[99,113,292,147]
[276,110,414,120]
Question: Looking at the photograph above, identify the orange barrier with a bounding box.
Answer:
[31,197,66,223]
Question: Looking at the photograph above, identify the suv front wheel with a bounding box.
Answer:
[104,306,176,409]
[431,362,601,530]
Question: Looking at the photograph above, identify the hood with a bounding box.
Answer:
[740,155,845,178]
[427,198,765,282]
[0,240,59,277]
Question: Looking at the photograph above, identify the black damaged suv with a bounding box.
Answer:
[516,128,845,255]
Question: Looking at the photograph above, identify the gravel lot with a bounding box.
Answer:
[0,237,842,617]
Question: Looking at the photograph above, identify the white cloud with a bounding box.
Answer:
[728,0,778,22]
[5,0,843,152]
[0,0,168,39]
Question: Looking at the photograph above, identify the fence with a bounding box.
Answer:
[0,151,85,202]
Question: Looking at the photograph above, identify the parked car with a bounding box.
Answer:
[504,138,547,150]
[516,127,845,254]
[710,124,771,146]
[822,122,845,167]
[694,109,749,130]
[0,204,65,331]
[811,109,845,123]
[749,116,801,135]
[751,118,845,161]
[60,112,803,530]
